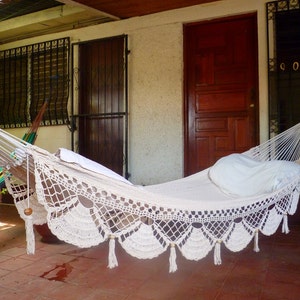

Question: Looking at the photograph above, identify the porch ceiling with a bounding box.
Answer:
[0,0,220,44]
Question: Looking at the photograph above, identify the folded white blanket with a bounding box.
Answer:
[56,148,132,185]
[209,154,300,197]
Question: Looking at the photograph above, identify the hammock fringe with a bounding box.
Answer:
[25,215,35,255]
[169,244,177,273]
[214,241,222,265]
[108,236,118,269]
[282,214,290,234]
[253,230,260,253]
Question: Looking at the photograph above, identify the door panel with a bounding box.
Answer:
[184,14,259,175]
[77,36,127,176]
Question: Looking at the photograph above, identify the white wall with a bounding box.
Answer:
[1,0,270,185]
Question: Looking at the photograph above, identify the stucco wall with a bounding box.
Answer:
[1,0,270,185]
[127,23,183,184]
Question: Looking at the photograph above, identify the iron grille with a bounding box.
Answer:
[0,37,70,129]
[267,0,300,136]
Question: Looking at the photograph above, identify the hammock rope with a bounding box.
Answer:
[1,101,48,254]
[0,122,300,272]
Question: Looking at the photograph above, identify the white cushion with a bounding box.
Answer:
[56,148,132,185]
[209,153,300,197]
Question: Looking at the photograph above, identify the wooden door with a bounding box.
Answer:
[77,36,128,176]
[184,14,259,175]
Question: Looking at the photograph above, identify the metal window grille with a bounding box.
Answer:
[0,37,70,129]
[267,0,300,136]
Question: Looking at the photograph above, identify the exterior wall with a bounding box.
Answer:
[1,0,270,185]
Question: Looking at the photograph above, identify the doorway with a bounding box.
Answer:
[184,14,259,175]
[72,35,128,177]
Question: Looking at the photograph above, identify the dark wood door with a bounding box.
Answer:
[78,36,127,176]
[184,14,259,175]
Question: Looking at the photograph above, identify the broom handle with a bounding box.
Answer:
[23,101,48,144]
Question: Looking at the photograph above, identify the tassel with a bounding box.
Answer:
[108,236,118,269]
[292,188,300,203]
[169,243,177,273]
[282,214,290,234]
[24,154,35,254]
[253,229,260,252]
[214,241,222,265]
[24,215,35,255]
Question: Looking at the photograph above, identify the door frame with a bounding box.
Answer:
[70,35,129,178]
[183,13,259,175]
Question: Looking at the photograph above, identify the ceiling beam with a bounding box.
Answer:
[57,0,119,20]
[0,4,117,44]
[0,5,85,32]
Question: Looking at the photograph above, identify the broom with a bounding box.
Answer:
[22,100,48,144]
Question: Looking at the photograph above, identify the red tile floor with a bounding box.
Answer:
[1,203,300,300]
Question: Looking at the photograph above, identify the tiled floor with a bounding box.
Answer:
[1,203,300,300]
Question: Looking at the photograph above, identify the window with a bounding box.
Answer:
[267,0,300,135]
[0,37,70,129]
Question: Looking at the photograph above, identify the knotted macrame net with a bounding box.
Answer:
[0,123,300,272]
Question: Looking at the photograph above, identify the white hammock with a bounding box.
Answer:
[0,123,300,273]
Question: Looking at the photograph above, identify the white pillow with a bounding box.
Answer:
[56,148,132,185]
[209,153,300,197]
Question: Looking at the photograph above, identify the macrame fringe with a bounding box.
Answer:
[169,244,177,273]
[282,214,290,234]
[292,187,300,202]
[214,241,222,265]
[253,229,260,252]
[108,236,118,269]
[25,215,35,255]
[24,153,35,255]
